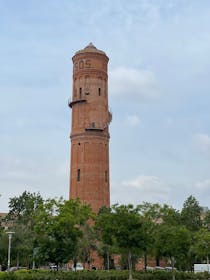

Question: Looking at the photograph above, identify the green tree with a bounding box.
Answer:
[160,204,181,226]
[95,206,116,270]
[155,224,191,279]
[96,204,146,280]
[0,231,8,269]
[138,202,181,268]
[7,191,43,225]
[181,195,202,231]
[138,202,162,223]
[35,198,93,268]
[137,203,159,269]
[6,191,44,268]
[74,223,96,269]
[138,202,181,226]
[203,210,210,230]
[194,228,210,264]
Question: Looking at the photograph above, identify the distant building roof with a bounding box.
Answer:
[0,212,7,218]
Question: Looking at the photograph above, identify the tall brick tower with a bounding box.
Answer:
[69,43,111,212]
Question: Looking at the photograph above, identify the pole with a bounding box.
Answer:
[6,232,15,271]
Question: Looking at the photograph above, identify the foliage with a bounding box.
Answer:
[138,202,181,268]
[95,206,117,269]
[203,210,210,230]
[1,192,210,273]
[7,191,43,225]
[4,191,44,268]
[74,223,96,268]
[155,224,191,271]
[0,232,8,268]
[159,205,181,226]
[96,204,147,280]
[194,228,210,263]
[181,195,202,231]
[34,198,93,266]
[0,270,210,280]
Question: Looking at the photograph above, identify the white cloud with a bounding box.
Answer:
[195,179,210,191]
[189,179,210,207]
[194,133,210,154]
[109,67,158,100]
[111,175,172,204]
[0,156,69,212]
[123,175,166,191]
[110,175,210,210]
[126,115,141,127]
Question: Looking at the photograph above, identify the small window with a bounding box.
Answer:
[77,169,80,181]
[98,88,101,96]
[79,88,82,99]
[105,171,108,182]
[92,122,95,128]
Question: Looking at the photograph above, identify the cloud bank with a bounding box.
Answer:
[109,67,159,100]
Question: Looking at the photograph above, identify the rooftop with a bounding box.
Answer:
[74,42,108,57]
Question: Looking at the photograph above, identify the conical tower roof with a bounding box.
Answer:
[74,42,107,57]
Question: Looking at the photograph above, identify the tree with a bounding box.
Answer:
[203,210,210,230]
[96,204,146,280]
[138,202,181,268]
[34,198,93,267]
[95,206,116,270]
[137,203,160,269]
[7,191,43,225]
[160,204,181,226]
[0,231,8,270]
[6,191,44,268]
[138,202,181,226]
[155,224,191,279]
[194,228,210,265]
[74,223,96,269]
[181,195,202,231]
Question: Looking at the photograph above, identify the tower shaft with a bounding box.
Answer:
[69,43,111,212]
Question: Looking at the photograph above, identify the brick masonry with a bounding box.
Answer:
[69,43,111,213]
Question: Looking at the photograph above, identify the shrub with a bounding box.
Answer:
[0,270,209,280]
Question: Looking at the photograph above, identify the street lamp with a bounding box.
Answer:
[6,231,15,271]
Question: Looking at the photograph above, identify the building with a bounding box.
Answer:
[69,43,111,213]
[0,213,9,230]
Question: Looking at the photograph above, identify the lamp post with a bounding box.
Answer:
[6,231,15,271]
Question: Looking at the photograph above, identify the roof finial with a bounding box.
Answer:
[85,42,97,49]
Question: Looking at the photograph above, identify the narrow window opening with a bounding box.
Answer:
[77,169,80,181]
[98,88,101,96]
[92,122,95,128]
[105,171,108,182]
[79,87,82,99]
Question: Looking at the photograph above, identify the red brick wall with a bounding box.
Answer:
[69,44,110,213]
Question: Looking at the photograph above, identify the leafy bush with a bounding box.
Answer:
[0,270,209,280]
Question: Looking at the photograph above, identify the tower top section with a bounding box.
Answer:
[72,43,109,78]
[73,43,109,60]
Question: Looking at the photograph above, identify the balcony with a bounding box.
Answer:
[85,122,104,132]
[68,98,86,108]
[85,127,104,132]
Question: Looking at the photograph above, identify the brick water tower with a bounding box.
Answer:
[69,43,111,212]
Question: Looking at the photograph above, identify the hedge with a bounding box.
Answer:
[0,270,209,280]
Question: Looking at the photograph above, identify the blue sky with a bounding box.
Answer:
[0,0,210,212]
